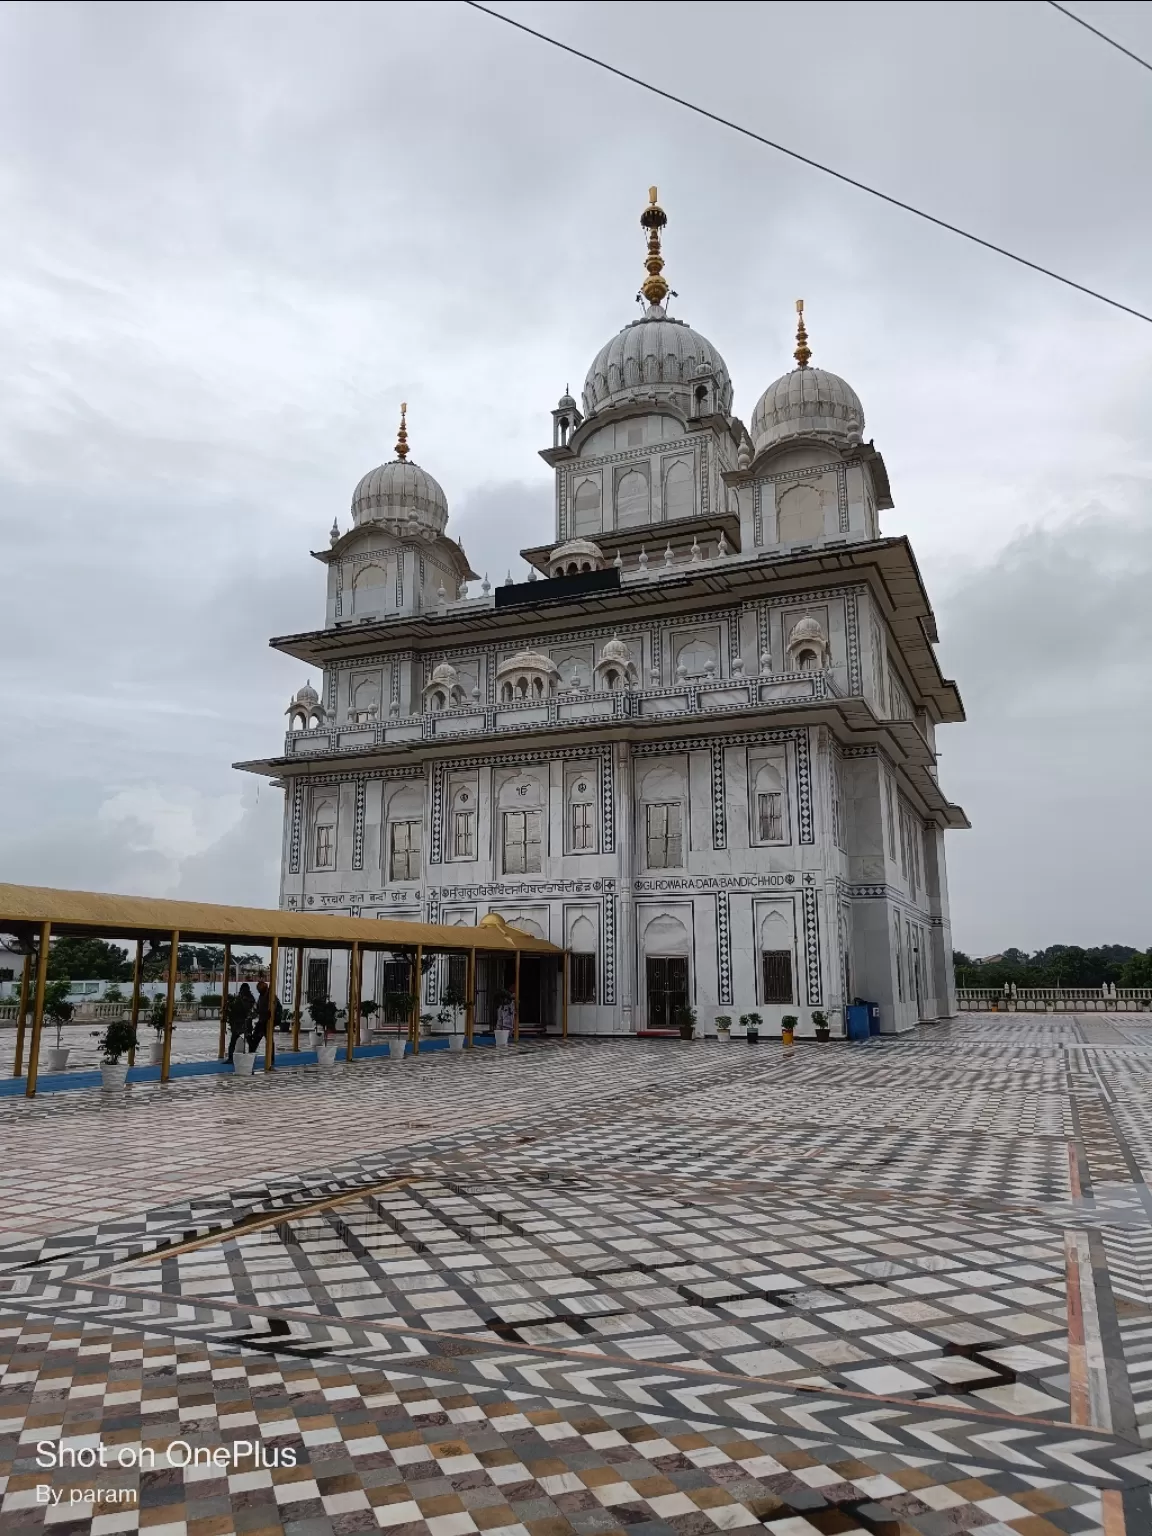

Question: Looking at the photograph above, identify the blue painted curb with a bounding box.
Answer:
[0,1034,500,1097]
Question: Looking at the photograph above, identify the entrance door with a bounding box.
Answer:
[306,958,329,1003]
[646,957,688,1029]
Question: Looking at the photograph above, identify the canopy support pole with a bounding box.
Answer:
[465,948,475,1048]
[160,929,179,1084]
[24,921,51,1099]
[128,938,143,1067]
[217,942,231,1059]
[265,937,279,1072]
[12,952,30,1078]
[291,945,303,1051]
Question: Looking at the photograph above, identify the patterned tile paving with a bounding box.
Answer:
[2,1018,1152,1531]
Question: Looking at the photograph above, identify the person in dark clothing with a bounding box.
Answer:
[226,983,256,1063]
[250,979,282,1061]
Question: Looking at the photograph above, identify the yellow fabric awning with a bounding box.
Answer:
[0,884,560,954]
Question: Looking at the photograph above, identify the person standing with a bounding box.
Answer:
[226,983,256,1063]
[251,978,282,1064]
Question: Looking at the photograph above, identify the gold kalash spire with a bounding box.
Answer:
[394,401,409,461]
[639,186,669,307]
[793,300,812,369]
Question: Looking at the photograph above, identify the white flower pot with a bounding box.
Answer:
[717,1032,731,1044]
[317,1041,339,1067]
[100,1063,129,1091]
[148,1040,164,1065]
[494,1027,510,1047]
[388,1039,407,1061]
[47,1047,70,1072]
[448,1034,464,1053]
[233,1050,258,1076]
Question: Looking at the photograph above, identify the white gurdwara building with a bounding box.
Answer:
[238,191,967,1036]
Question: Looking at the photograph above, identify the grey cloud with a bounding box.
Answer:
[2,0,1151,951]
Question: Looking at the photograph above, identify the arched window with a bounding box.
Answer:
[663,460,693,521]
[753,763,786,843]
[351,562,388,615]
[311,795,337,871]
[500,682,513,703]
[572,479,602,536]
[615,469,650,528]
[796,648,818,672]
[429,690,445,711]
[603,669,619,691]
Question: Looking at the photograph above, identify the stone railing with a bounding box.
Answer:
[0,1003,218,1024]
[285,670,840,756]
[957,987,1152,1013]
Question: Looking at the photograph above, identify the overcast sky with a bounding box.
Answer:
[1,0,1149,957]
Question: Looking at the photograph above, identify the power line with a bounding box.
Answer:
[462,0,1152,326]
[1047,0,1152,75]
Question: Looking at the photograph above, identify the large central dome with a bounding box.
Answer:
[583,305,733,418]
[581,187,732,420]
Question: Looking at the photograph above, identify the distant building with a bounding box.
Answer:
[238,192,967,1035]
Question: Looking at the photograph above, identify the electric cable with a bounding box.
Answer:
[1047,0,1152,76]
[462,0,1152,326]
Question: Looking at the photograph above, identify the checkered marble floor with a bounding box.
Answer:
[2,1018,1152,1533]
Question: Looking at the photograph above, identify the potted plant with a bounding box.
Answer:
[715,1014,732,1043]
[740,1012,761,1044]
[441,984,468,1052]
[360,998,379,1037]
[812,1010,830,1043]
[45,981,74,1072]
[781,1013,797,1045]
[307,998,340,1067]
[143,995,170,1064]
[673,1004,696,1041]
[493,988,513,1046]
[93,1019,137,1091]
[386,993,415,1059]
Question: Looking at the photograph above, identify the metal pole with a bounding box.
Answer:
[513,949,521,1043]
[465,948,475,1048]
[346,942,360,1063]
[411,945,423,1056]
[217,942,231,1060]
[25,921,52,1099]
[160,930,179,1084]
[264,938,279,1072]
[562,951,569,1039]
[291,945,303,1051]
[127,938,143,1068]
[12,952,31,1077]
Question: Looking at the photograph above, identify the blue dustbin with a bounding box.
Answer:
[845,1005,870,1041]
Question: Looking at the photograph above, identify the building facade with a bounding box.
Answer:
[238,192,968,1036]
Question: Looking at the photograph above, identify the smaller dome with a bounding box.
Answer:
[750,366,864,455]
[429,663,458,686]
[352,459,448,533]
[789,615,824,643]
[549,538,605,576]
[295,680,319,707]
[497,651,560,677]
[600,636,631,663]
[557,390,577,409]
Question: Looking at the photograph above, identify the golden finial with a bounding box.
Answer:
[793,300,811,369]
[639,185,669,308]
[395,401,409,461]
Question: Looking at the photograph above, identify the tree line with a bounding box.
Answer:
[0,937,265,984]
[954,945,1152,989]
